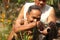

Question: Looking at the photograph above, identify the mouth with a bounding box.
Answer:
[39,4,45,8]
[37,4,43,8]
[36,3,44,7]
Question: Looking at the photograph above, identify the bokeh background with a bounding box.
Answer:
[0,0,60,40]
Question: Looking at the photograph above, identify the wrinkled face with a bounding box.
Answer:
[27,9,41,22]
[34,0,46,8]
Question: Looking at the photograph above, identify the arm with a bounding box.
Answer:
[8,21,37,40]
[47,7,56,23]
[17,5,24,19]
[8,5,27,40]
[13,21,37,32]
[8,31,16,40]
[8,19,24,40]
[41,7,56,35]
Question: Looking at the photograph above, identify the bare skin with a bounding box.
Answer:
[8,0,56,40]
[16,0,56,34]
[17,0,56,23]
[8,9,42,40]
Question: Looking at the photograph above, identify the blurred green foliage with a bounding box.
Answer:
[0,0,60,40]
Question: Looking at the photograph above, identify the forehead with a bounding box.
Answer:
[34,0,46,2]
[30,9,41,17]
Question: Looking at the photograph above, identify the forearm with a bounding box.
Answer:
[17,6,24,19]
[8,31,15,40]
[14,22,37,32]
[48,7,56,24]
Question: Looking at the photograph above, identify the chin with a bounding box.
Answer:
[38,5,43,7]
[40,4,45,7]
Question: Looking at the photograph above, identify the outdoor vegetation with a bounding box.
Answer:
[0,0,60,40]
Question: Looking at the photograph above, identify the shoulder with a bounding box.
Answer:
[45,5,54,10]
[44,4,55,14]
[45,5,55,14]
[24,2,35,6]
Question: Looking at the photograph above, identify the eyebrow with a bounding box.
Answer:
[32,16,40,19]
[39,0,46,2]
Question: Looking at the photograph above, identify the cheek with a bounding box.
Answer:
[29,17,33,21]
[35,1,40,5]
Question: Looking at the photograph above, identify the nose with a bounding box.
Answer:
[30,19,37,22]
[39,1,44,4]
[34,19,37,22]
[30,18,34,22]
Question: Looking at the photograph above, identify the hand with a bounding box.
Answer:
[37,21,41,26]
[12,24,20,32]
